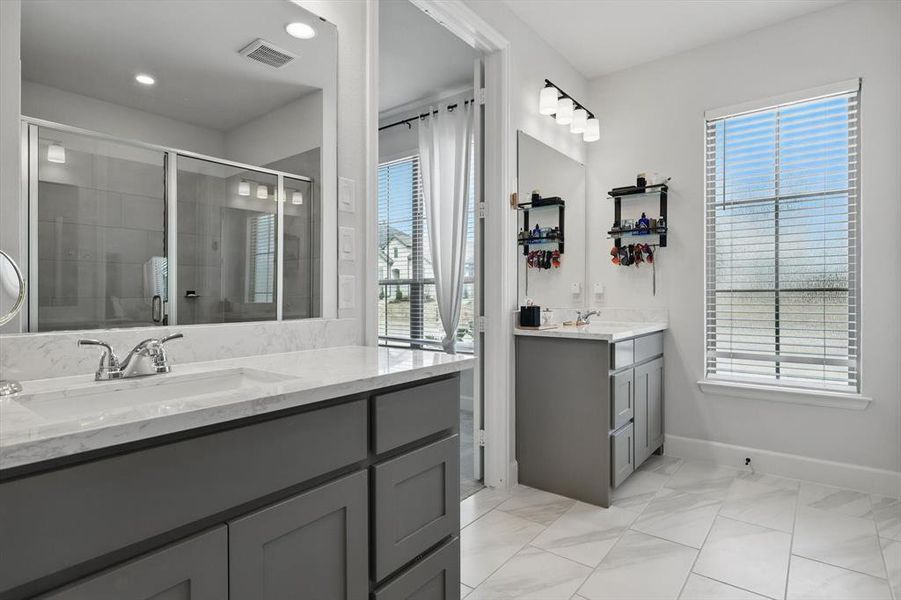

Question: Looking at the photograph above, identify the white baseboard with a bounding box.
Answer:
[664,434,901,497]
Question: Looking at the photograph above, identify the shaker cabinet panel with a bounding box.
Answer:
[610,423,634,488]
[610,369,634,430]
[228,471,368,600]
[372,435,459,583]
[372,537,460,600]
[40,527,227,600]
[634,357,664,466]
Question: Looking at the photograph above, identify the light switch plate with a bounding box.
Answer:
[570,282,582,295]
[339,275,355,309]
[339,226,355,261]
[593,282,604,296]
[339,177,355,213]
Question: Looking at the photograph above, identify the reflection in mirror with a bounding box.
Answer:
[0,251,27,327]
[15,0,337,332]
[517,131,586,309]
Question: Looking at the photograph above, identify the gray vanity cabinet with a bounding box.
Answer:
[634,356,664,466]
[372,538,460,600]
[39,527,227,600]
[611,369,634,429]
[610,422,635,488]
[229,470,368,600]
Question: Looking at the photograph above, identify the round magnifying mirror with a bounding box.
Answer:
[0,250,26,396]
[0,250,26,327]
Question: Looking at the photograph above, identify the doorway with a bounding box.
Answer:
[376,0,484,499]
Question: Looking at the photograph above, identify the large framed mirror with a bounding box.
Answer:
[12,0,337,332]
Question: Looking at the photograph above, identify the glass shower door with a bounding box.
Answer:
[31,126,167,331]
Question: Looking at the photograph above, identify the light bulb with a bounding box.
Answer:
[555,98,573,125]
[256,184,269,199]
[291,190,303,205]
[539,86,558,116]
[238,180,250,196]
[583,118,600,142]
[570,108,588,134]
[47,143,66,164]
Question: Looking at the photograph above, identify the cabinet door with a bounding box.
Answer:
[610,369,634,430]
[40,527,227,600]
[634,357,664,466]
[372,538,460,600]
[610,422,634,488]
[228,471,368,600]
[372,435,459,583]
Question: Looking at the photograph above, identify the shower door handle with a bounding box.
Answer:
[151,294,163,323]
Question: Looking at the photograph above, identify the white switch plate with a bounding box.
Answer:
[339,226,355,261]
[339,177,355,213]
[570,282,582,295]
[339,275,355,309]
[593,282,604,296]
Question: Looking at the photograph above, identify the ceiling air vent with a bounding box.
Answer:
[239,38,297,68]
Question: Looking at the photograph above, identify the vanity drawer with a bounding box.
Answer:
[373,377,459,454]
[634,332,663,364]
[610,369,634,430]
[372,537,460,600]
[0,399,368,595]
[372,435,459,583]
[610,422,635,488]
[610,339,635,370]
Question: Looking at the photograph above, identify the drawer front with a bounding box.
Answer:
[610,369,634,430]
[40,527,227,600]
[634,332,663,364]
[373,377,459,454]
[228,471,368,600]
[372,435,460,583]
[610,339,635,370]
[373,537,460,600]
[0,400,368,594]
[610,423,635,488]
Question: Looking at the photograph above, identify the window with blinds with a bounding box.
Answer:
[705,86,860,392]
[377,155,475,351]
[248,213,276,303]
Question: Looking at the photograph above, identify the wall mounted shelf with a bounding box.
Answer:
[608,183,668,248]
[517,198,565,255]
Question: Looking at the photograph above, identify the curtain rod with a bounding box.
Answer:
[378,99,475,132]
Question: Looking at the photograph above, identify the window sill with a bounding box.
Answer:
[696,379,871,410]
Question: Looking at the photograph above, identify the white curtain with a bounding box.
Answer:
[418,103,473,353]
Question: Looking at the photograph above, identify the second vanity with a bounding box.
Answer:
[514,319,667,507]
[0,345,473,600]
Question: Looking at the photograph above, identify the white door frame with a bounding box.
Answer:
[366,0,516,490]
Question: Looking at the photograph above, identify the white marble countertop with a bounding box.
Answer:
[513,320,668,342]
[0,346,475,471]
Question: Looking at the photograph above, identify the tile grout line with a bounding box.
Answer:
[783,472,802,600]
[677,471,733,600]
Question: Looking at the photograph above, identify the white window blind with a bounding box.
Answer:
[248,213,276,303]
[377,155,475,350]
[705,86,860,392]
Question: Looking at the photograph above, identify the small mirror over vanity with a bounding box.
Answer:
[13,0,338,332]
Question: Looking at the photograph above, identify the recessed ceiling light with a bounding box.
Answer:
[135,73,155,85]
[285,22,316,39]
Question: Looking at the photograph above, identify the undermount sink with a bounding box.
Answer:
[12,368,293,422]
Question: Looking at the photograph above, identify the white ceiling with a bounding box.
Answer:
[502,0,845,78]
[379,0,478,114]
[21,0,336,132]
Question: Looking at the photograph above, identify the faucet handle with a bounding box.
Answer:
[77,339,122,380]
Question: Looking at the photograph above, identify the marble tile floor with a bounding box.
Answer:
[459,456,899,600]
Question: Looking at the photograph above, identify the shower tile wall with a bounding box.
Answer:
[36,139,165,331]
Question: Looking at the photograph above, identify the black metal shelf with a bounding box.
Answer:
[608,183,668,248]
[606,227,667,239]
[518,198,565,255]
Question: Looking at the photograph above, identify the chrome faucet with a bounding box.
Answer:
[576,310,599,326]
[78,333,183,381]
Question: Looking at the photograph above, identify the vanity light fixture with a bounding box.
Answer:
[135,73,155,86]
[238,180,251,196]
[539,79,599,142]
[285,22,316,39]
[291,190,303,205]
[256,184,269,199]
[47,143,66,164]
